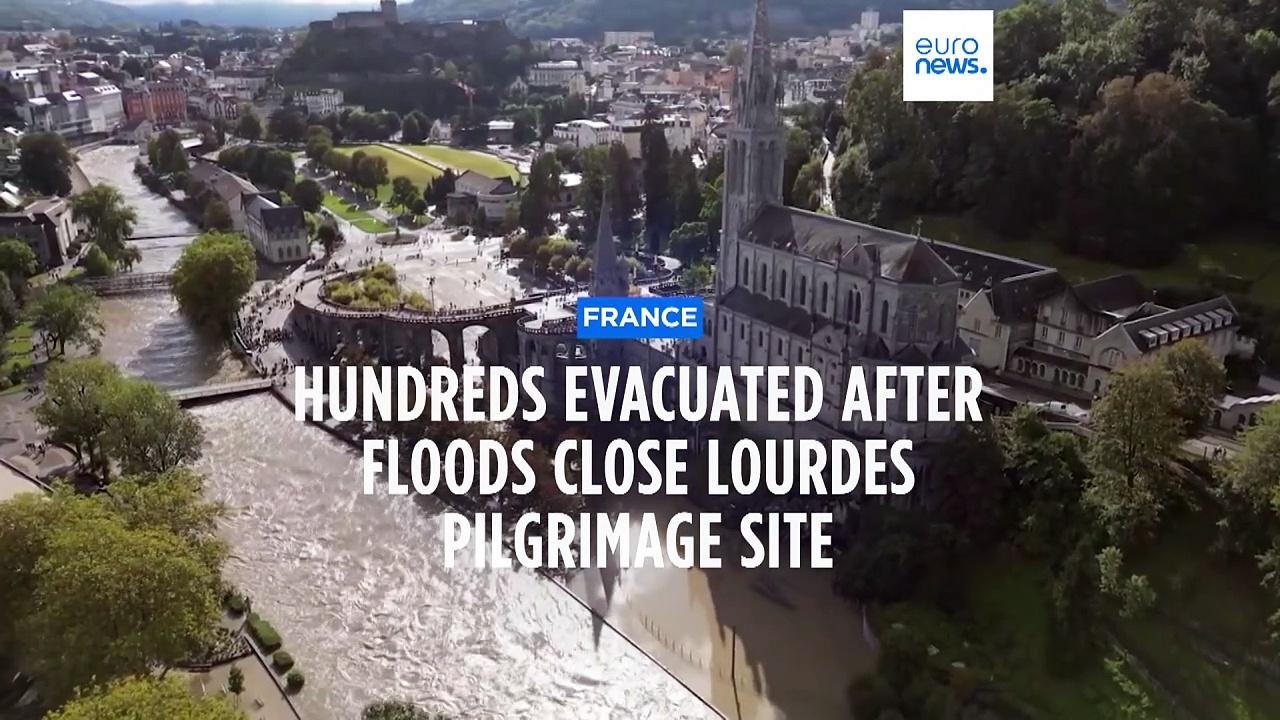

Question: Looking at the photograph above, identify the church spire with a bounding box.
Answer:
[591,194,629,297]
[734,0,779,129]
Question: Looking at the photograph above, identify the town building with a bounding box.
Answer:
[300,88,344,116]
[527,60,587,94]
[124,81,188,126]
[448,170,519,225]
[80,84,125,134]
[0,196,79,268]
[603,31,656,47]
[22,91,92,138]
[243,192,309,264]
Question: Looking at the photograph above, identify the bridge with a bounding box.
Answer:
[169,378,277,406]
[127,234,200,242]
[78,271,173,295]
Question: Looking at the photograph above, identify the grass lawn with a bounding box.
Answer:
[1,322,35,394]
[404,144,519,181]
[335,145,442,202]
[909,214,1280,309]
[321,192,391,234]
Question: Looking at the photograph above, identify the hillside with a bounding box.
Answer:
[0,0,139,29]
[401,0,1016,40]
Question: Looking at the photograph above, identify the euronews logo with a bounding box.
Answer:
[903,10,994,102]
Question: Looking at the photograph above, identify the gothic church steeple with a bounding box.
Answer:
[717,0,785,297]
[591,194,629,297]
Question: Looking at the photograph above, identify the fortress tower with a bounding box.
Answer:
[381,0,399,25]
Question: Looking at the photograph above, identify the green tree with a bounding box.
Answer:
[48,677,244,720]
[102,469,227,576]
[667,221,708,264]
[292,178,324,214]
[170,232,257,334]
[71,184,138,262]
[0,237,39,289]
[305,125,334,163]
[791,155,825,212]
[103,381,204,476]
[1085,360,1182,539]
[25,284,103,357]
[641,107,673,252]
[1156,339,1225,434]
[34,359,119,475]
[79,244,114,278]
[389,176,418,215]
[18,133,73,196]
[680,261,714,292]
[356,155,390,196]
[228,665,245,700]
[1062,73,1255,265]
[20,516,220,702]
[519,152,563,237]
[0,273,17,331]
[363,701,453,719]
[1224,403,1280,512]
[315,221,343,257]
[203,198,233,231]
[268,107,308,144]
[149,130,189,175]
[234,110,262,141]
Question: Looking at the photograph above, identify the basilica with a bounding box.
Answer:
[518,0,974,476]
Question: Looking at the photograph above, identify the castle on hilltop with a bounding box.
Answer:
[311,0,399,32]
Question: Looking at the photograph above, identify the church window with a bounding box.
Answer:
[820,282,829,314]
[854,291,862,323]
[779,270,788,299]
[777,339,783,354]
[799,276,808,306]
[741,257,750,285]
[845,291,854,321]
[739,323,745,340]
[758,263,768,293]
[758,331,764,346]
[880,301,889,333]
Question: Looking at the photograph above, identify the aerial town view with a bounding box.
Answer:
[0,0,1278,718]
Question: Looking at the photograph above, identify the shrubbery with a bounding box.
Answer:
[285,670,305,692]
[247,612,282,653]
[272,650,294,672]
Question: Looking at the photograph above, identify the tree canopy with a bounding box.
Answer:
[18,133,72,196]
[170,232,257,333]
[48,677,244,720]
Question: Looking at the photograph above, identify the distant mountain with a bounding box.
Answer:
[128,2,367,29]
[401,0,1016,40]
[0,0,139,29]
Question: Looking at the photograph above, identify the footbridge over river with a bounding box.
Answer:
[170,378,277,406]
[79,271,173,296]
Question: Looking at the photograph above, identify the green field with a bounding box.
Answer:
[335,145,442,201]
[321,192,391,234]
[404,144,519,180]
[910,214,1280,309]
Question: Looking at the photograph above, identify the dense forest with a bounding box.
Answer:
[830,0,1280,355]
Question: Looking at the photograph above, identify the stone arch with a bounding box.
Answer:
[463,324,496,366]
[430,328,450,366]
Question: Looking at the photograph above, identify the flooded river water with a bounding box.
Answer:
[78,146,247,388]
[81,145,717,719]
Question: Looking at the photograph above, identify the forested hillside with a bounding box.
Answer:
[401,0,1016,40]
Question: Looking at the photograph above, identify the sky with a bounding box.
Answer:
[111,0,387,5]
